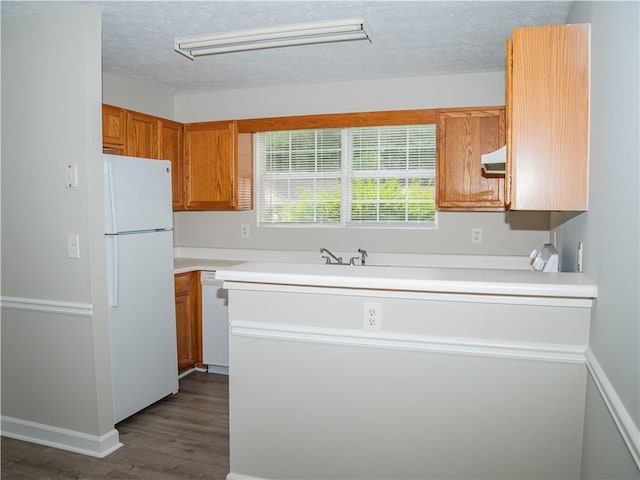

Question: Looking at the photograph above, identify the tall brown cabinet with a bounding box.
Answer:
[506,24,590,211]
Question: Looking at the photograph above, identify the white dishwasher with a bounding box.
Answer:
[200,271,229,375]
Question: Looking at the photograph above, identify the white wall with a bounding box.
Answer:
[103,73,175,119]
[554,2,640,476]
[173,72,549,256]
[1,5,118,454]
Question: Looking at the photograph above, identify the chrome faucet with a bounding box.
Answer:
[358,248,368,266]
[320,247,367,266]
[320,248,342,265]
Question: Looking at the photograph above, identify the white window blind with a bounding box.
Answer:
[256,124,436,228]
[256,129,342,224]
[348,125,436,225]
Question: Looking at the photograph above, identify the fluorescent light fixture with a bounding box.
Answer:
[175,19,372,59]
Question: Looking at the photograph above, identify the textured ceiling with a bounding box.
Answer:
[2,1,572,94]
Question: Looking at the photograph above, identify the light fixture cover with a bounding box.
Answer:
[175,19,372,59]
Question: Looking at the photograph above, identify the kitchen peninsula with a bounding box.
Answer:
[216,261,596,480]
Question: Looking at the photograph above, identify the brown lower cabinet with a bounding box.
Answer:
[174,271,201,372]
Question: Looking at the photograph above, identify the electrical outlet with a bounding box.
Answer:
[471,227,482,244]
[240,224,250,239]
[363,302,382,331]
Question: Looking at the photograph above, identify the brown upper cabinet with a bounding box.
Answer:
[506,24,590,211]
[102,104,126,155]
[102,104,186,211]
[159,119,185,211]
[184,121,253,210]
[436,107,506,211]
[125,111,158,159]
[102,105,251,212]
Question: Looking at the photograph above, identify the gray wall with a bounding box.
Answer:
[175,71,509,121]
[1,5,114,439]
[103,73,175,119]
[580,377,640,479]
[226,283,591,479]
[171,71,549,256]
[555,2,640,477]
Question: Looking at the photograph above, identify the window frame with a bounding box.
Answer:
[254,116,438,229]
[244,108,438,230]
[238,109,437,133]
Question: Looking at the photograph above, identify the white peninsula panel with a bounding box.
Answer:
[217,262,596,480]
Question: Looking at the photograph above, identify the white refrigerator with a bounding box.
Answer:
[104,154,178,424]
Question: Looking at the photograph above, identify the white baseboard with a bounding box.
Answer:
[1,415,122,458]
[227,474,264,480]
[178,367,196,379]
[207,364,229,375]
[585,348,640,469]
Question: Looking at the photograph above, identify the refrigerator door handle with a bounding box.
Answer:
[105,159,119,234]
[107,236,120,307]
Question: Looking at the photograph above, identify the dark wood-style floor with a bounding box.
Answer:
[1,372,230,480]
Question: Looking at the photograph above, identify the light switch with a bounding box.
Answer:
[67,234,80,259]
[65,163,78,188]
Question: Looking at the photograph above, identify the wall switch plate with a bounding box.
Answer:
[471,227,482,244]
[240,224,250,239]
[67,234,80,259]
[65,163,78,188]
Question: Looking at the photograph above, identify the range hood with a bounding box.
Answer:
[481,145,506,174]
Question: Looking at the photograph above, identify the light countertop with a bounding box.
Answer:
[214,261,598,299]
[173,257,245,274]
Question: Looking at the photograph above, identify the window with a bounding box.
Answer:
[256,124,436,227]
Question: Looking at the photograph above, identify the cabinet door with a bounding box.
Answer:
[174,272,200,371]
[102,104,126,154]
[505,37,513,209]
[159,119,185,211]
[125,111,158,159]
[236,132,254,211]
[436,108,505,210]
[184,121,239,210]
[508,24,589,211]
